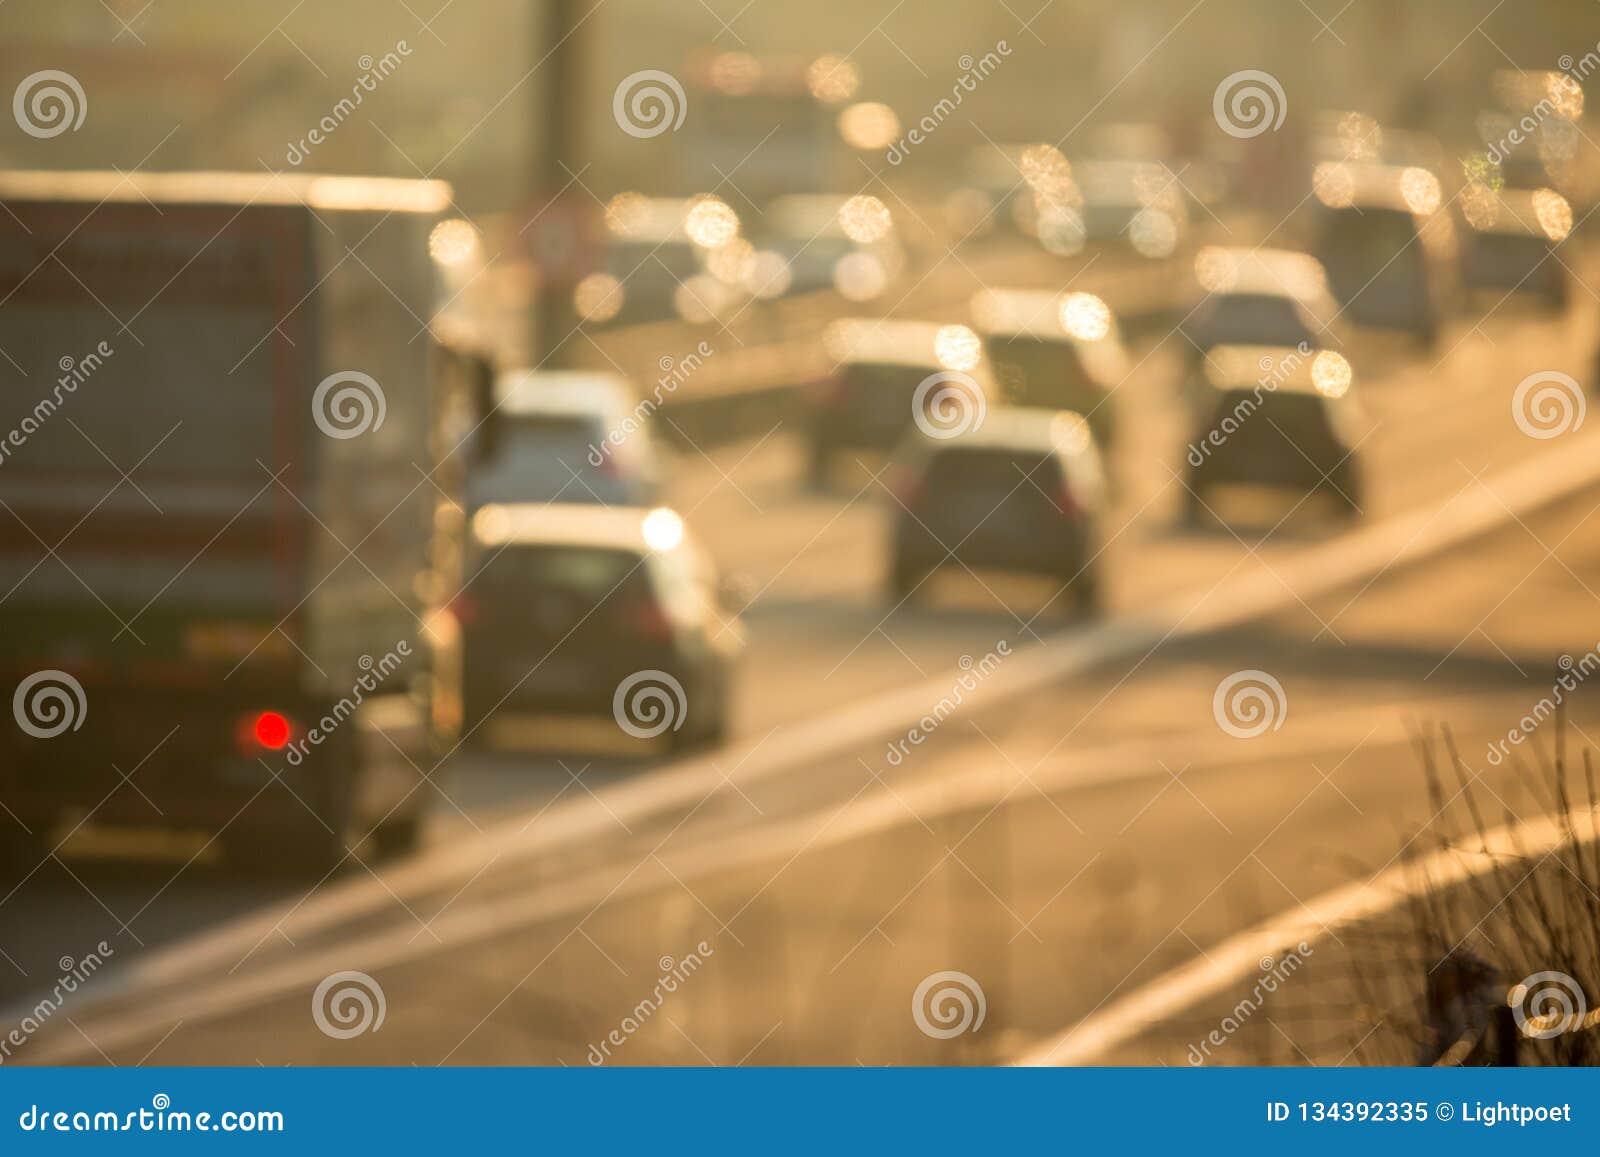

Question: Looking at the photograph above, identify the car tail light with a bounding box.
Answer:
[1053,484,1083,519]
[450,592,480,626]
[805,376,845,406]
[626,597,674,644]
[236,710,297,755]
[887,465,925,509]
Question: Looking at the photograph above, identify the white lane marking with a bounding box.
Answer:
[1010,802,1600,1067]
[20,424,1600,1048]
[18,696,1442,1062]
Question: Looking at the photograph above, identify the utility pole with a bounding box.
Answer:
[531,0,587,367]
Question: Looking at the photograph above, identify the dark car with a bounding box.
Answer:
[1184,247,1342,366]
[469,370,662,509]
[1461,187,1571,310]
[1311,161,1460,343]
[972,288,1131,448]
[458,504,743,751]
[1183,344,1364,522]
[804,319,996,486]
[885,407,1108,612]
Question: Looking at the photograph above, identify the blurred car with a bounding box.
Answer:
[1071,159,1189,259]
[753,193,905,300]
[459,504,742,750]
[952,143,1048,242]
[1184,247,1341,365]
[885,407,1108,611]
[1310,161,1459,343]
[469,370,661,508]
[579,193,750,326]
[1460,186,1572,309]
[804,319,996,486]
[1182,343,1363,522]
[971,287,1130,447]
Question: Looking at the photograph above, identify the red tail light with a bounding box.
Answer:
[887,465,925,509]
[628,598,674,644]
[236,710,297,755]
[805,376,845,406]
[450,592,480,626]
[1053,485,1082,519]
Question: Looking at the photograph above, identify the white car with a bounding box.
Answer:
[471,370,662,509]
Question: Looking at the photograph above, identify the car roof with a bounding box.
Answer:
[1312,161,1442,215]
[970,287,1119,343]
[1194,246,1331,302]
[765,194,887,240]
[496,371,635,420]
[603,196,700,244]
[0,170,452,212]
[470,503,681,551]
[1463,187,1571,239]
[823,318,979,370]
[1199,344,1352,397]
[923,406,1096,455]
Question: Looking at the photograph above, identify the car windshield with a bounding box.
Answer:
[924,447,1057,496]
[1196,294,1318,349]
[986,337,1097,401]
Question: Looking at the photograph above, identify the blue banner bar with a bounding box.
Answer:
[2,1068,1596,1153]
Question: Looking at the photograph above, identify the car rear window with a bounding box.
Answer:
[923,447,1059,496]
[1318,207,1421,270]
[1198,295,1315,348]
[839,361,929,393]
[471,545,646,603]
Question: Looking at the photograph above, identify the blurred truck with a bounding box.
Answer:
[0,172,490,873]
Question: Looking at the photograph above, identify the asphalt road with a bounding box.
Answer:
[4,238,1599,1066]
